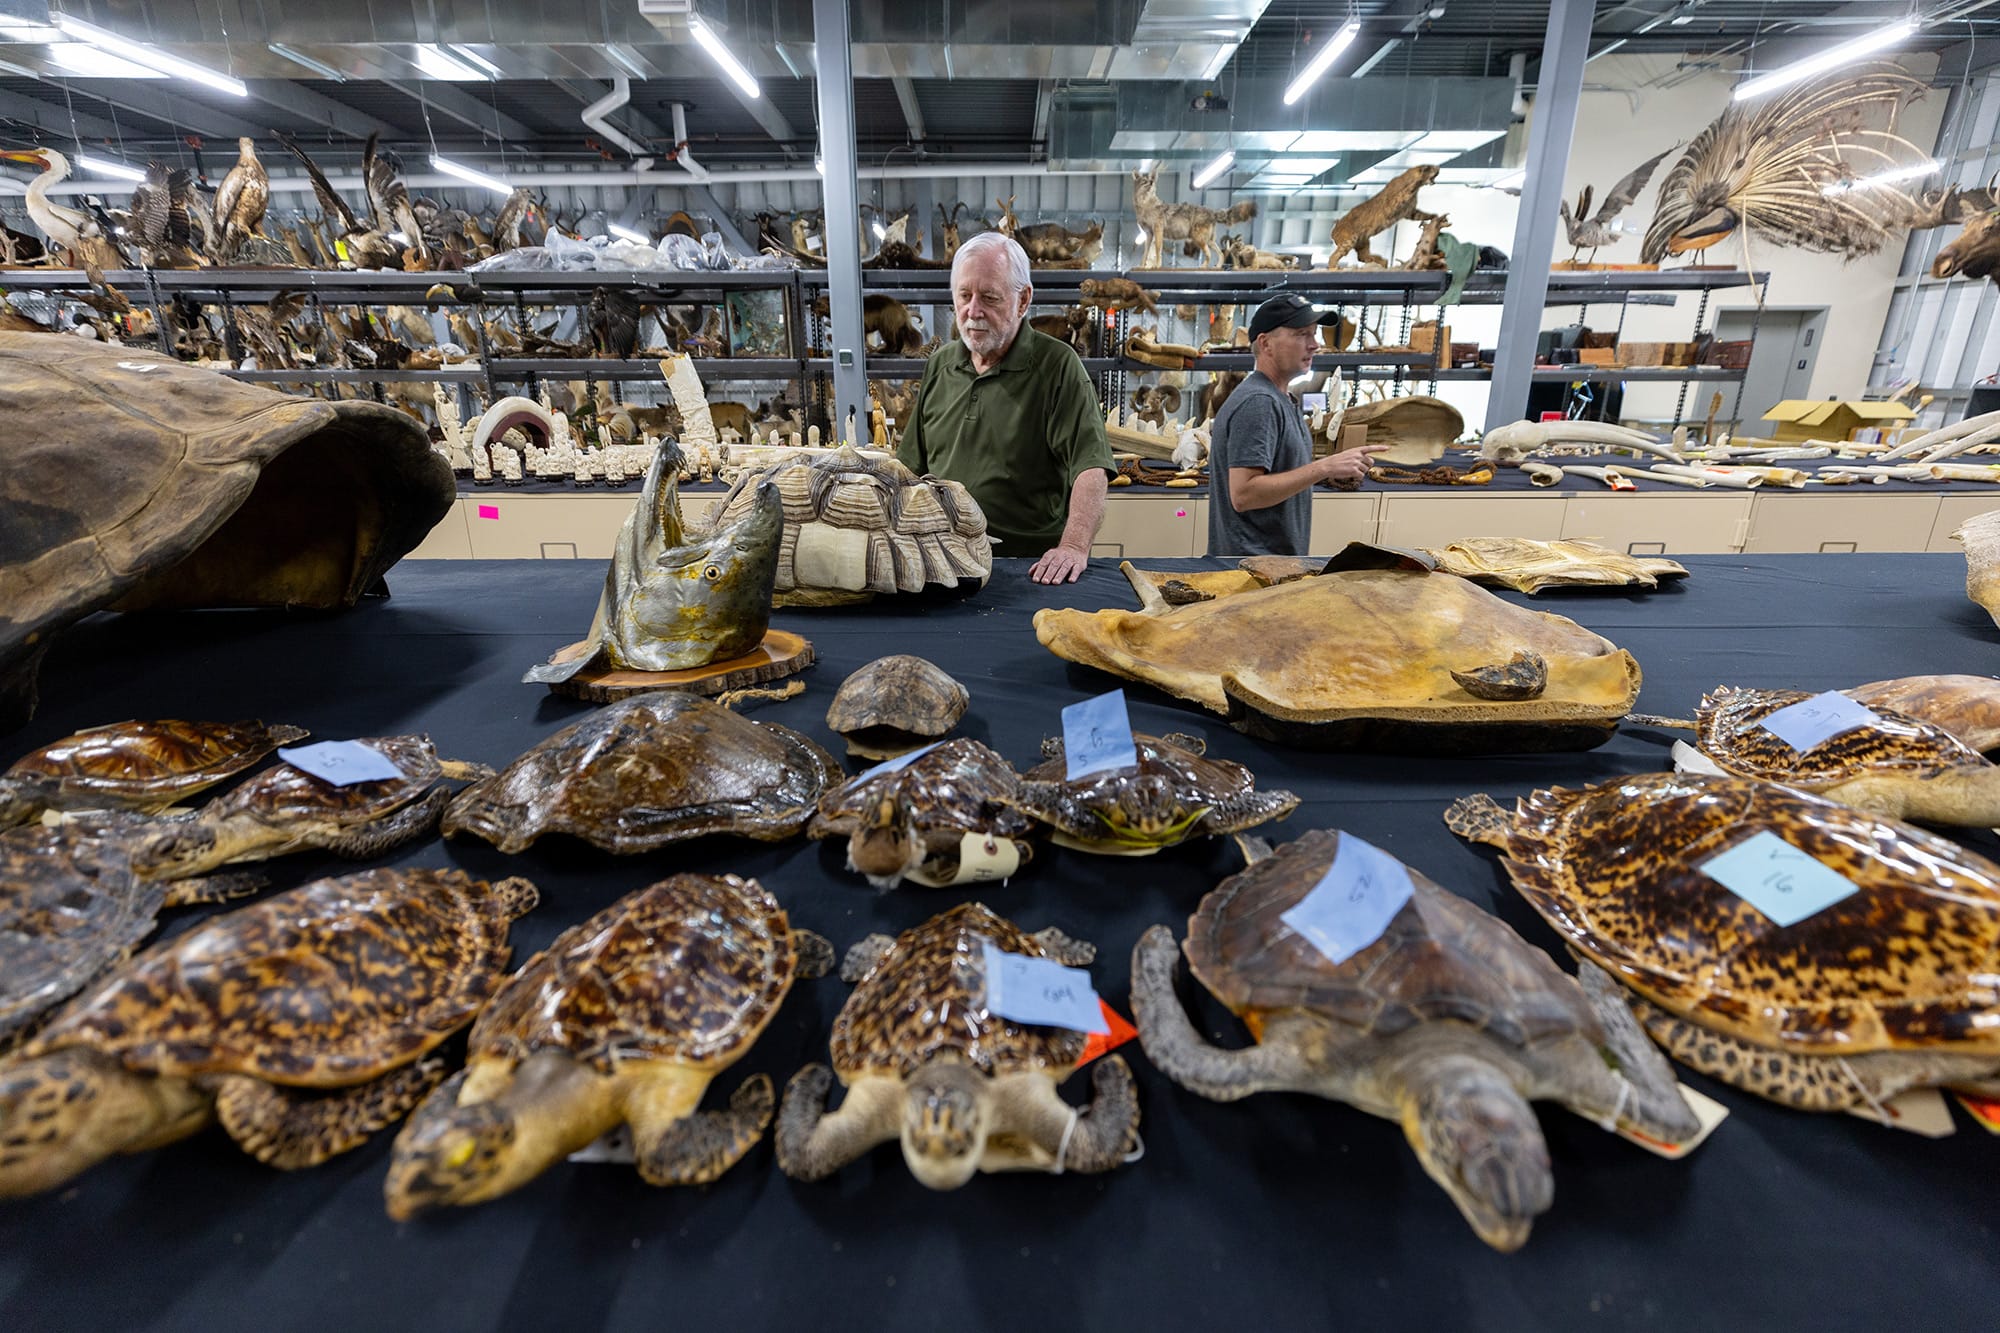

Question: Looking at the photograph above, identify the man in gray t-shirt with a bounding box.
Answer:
[1208,294,1386,557]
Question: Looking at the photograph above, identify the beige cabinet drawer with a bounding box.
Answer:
[1561,493,1752,555]
[1741,495,1941,554]
[405,499,472,560]
[463,494,638,559]
[1376,495,1567,548]
[1310,492,1381,554]
[1090,495,1202,559]
[1930,495,2000,553]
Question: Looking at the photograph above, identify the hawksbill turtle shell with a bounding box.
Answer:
[0,719,309,830]
[1130,828,1698,1252]
[824,655,969,759]
[442,692,841,853]
[0,827,159,1050]
[1008,732,1298,854]
[0,866,536,1195]
[1446,773,2000,1111]
[808,737,1036,889]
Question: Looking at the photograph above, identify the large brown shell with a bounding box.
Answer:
[2,719,308,812]
[1848,675,2000,752]
[825,656,969,739]
[830,902,1085,1079]
[200,733,453,827]
[442,692,841,853]
[470,874,798,1075]
[1696,685,1986,785]
[0,827,158,1047]
[1185,829,1598,1049]
[1481,773,2000,1055]
[25,867,525,1086]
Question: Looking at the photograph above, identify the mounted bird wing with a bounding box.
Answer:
[130,164,172,245]
[1590,146,1674,225]
[364,133,429,262]
[274,132,361,234]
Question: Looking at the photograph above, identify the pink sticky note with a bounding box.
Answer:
[477,504,499,520]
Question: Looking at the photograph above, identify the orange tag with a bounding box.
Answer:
[1077,1001,1137,1068]
[1954,1091,2000,1134]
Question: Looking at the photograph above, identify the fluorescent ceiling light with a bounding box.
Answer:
[0,22,59,42]
[608,222,651,244]
[1282,19,1361,106]
[431,154,512,196]
[690,16,760,100]
[48,43,162,79]
[412,44,488,81]
[1734,19,1916,101]
[268,43,345,81]
[448,46,503,78]
[1289,130,1423,152]
[1824,157,1939,195]
[1190,148,1236,190]
[54,15,245,95]
[1199,44,1236,81]
[1491,167,1526,190]
[76,152,145,182]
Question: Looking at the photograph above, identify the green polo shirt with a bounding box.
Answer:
[897,327,1114,555]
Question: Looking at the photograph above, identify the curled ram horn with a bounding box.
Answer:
[1478,419,1686,465]
[472,395,555,452]
[1879,406,2000,460]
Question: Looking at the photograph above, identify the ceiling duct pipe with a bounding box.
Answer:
[1510,51,1530,118]
[583,76,656,171]
[669,101,709,181]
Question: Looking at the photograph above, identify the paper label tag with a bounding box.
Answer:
[1280,832,1416,966]
[951,830,1020,884]
[1846,1086,1956,1137]
[1670,739,1730,777]
[1759,690,1883,751]
[1060,690,1139,781]
[277,740,406,787]
[851,740,945,784]
[1615,1084,1730,1159]
[1700,831,1859,927]
[982,942,1110,1034]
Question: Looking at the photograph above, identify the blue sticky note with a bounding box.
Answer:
[1759,691,1882,752]
[852,740,945,784]
[1701,831,1860,927]
[1280,832,1416,966]
[1061,690,1139,781]
[278,740,406,787]
[982,942,1111,1034]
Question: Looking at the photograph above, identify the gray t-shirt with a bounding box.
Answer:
[1207,370,1313,556]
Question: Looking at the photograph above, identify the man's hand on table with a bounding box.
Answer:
[1029,543,1090,584]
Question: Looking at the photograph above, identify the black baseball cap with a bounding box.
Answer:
[1248,293,1340,339]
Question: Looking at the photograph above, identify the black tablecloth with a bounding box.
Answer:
[3,555,1997,1331]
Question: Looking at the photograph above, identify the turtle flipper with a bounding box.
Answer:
[792,929,835,979]
[634,1074,772,1186]
[1002,1057,1140,1172]
[774,1064,900,1181]
[1572,962,1700,1142]
[839,934,896,984]
[1030,925,1095,967]
[1203,787,1299,835]
[1443,794,1511,849]
[491,876,540,920]
[313,785,452,859]
[161,870,267,907]
[1128,926,1314,1100]
[214,1057,447,1168]
[1159,732,1207,756]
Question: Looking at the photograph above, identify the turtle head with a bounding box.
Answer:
[900,1055,988,1190]
[0,773,60,830]
[383,1085,516,1220]
[1400,1057,1552,1253]
[0,1048,206,1198]
[1092,774,1209,848]
[847,796,923,891]
[128,820,222,881]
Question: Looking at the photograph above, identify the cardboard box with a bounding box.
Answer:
[1411,321,1450,356]
[1579,347,1618,366]
[1763,399,1915,444]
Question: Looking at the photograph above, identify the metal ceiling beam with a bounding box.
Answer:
[892,75,926,146]
[45,81,265,142]
[241,80,398,142]
[0,87,124,143]
[380,81,533,145]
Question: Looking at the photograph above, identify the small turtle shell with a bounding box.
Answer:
[25,867,527,1086]
[830,902,1085,1079]
[443,693,841,853]
[808,738,1036,886]
[1186,829,1596,1049]
[2,719,309,811]
[1016,734,1297,845]
[471,874,799,1074]
[1484,773,2000,1056]
[0,827,160,1047]
[1696,685,1984,785]
[825,656,969,740]
[202,734,454,825]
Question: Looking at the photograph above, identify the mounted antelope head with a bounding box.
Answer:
[993,194,1018,237]
[939,201,967,253]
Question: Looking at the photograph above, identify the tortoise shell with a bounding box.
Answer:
[825,656,969,750]
[807,738,1036,884]
[442,692,841,853]
[25,867,530,1086]
[830,902,1085,1079]
[1848,675,2000,753]
[0,719,308,820]
[708,446,992,606]
[0,826,160,1047]
[1186,829,1598,1049]
[201,733,457,826]
[1695,685,1985,784]
[1014,733,1298,848]
[470,874,800,1075]
[1474,773,2000,1055]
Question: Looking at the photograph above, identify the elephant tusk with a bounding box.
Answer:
[1880,406,2000,460]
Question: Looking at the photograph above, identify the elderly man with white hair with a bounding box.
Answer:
[896,231,1114,584]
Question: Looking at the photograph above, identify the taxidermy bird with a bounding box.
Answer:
[1560,146,1674,261]
[274,131,402,269]
[128,162,207,268]
[363,133,429,266]
[0,148,129,266]
[588,285,641,358]
[491,187,541,252]
[212,137,268,260]
[1642,64,1926,267]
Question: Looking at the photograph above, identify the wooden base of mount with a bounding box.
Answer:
[542,629,815,702]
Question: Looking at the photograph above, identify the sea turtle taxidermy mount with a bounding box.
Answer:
[384,874,829,1216]
[0,719,308,830]
[1008,733,1298,855]
[1448,773,2000,1111]
[1034,546,1641,753]
[526,441,811,698]
[1131,829,1698,1251]
[809,738,1037,890]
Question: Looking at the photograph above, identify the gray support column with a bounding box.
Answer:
[814,0,869,442]
[911,175,940,343]
[1484,0,1594,432]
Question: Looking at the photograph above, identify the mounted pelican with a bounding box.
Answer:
[212,137,268,261]
[0,148,126,265]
